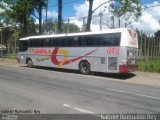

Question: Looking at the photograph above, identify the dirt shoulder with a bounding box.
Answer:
[125,71,160,87]
[0,58,19,67]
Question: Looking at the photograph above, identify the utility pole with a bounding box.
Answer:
[111,16,114,28]
[0,28,2,57]
[82,17,86,31]
[67,18,70,33]
[46,0,48,34]
[58,0,62,33]
[118,18,121,28]
[0,22,2,57]
[140,30,143,58]
[99,12,103,30]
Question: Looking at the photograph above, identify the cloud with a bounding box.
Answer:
[132,1,160,34]
[72,0,160,34]
[69,17,83,28]
[35,19,39,24]
[0,8,4,13]
[43,10,58,18]
[132,11,160,34]
[74,0,112,17]
[74,1,89,17]
[72,0,113,31]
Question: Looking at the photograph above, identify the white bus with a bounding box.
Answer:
[18,28,138,74]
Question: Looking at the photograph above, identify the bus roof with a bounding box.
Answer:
[20,28,134,41]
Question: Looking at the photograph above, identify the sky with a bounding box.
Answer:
[42,0,160,34]
[0,0,160,34]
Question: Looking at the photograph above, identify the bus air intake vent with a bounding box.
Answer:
[108,57,118,70]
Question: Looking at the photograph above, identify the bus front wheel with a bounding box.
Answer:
[80,61,91,75]
[27,59,33,68]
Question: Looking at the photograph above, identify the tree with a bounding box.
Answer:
[43,18,55,34]
[86,0,94,31]
[63,23,80,33]
[155,30,160,38]
[113,0,141,19]
[28,18,38,36]
[2,0,35,36]
[0,0,39,55]
[58,0,62,33]
[43,19,81,34]
[86,0,141,31]
[34,0,47,35]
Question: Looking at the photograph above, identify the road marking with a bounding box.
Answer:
[63,104,94,114]
[106,88,160,100]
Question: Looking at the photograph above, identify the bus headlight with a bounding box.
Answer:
[120,59,127,65]
[21,56,24,59]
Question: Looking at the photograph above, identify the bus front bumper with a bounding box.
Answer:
[119,65,138,73]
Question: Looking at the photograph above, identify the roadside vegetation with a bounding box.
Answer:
[138,59,160,73]
[6,54,17,59]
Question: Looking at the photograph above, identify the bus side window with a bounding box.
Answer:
[110,33,121,46]
[42,39,48,47]
[114,33,121,46]
[29,40,34,47]
[65,37,72,47]
[57,38,65,47]
[110,35,115,46]
[48,39,53,47]
[52,39,58,47]
[72,37,80,47]
[36,39,42,47]
[81,37,87,46]
[19,41,28,52]
[99,35,110,46]
[46,39,50,47]
[94,36,99,46]
[88,36,96,46]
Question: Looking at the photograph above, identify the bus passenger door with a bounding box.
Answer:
[107,47,119,72]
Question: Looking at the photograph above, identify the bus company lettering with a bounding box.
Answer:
[29,48,51,55]
[107,48,120,55]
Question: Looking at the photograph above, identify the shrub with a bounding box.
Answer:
[138,59,160,73]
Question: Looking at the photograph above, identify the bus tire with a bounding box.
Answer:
[79,61,91,75]
[27,59,33,68]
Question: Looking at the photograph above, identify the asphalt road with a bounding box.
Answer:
[0,65,160,115]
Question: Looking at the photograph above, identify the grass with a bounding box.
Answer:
[4,54,18,59]
[138,59,160,73]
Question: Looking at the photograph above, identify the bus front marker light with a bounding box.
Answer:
[21,56,23,59]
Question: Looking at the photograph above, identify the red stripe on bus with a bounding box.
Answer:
[51,48,98,65]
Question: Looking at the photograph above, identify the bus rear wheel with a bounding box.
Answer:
[80,61,91,75]
[27,59,33,68]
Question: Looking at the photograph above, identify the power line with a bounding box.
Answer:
[143,4,160,9]
[141,0,158,4]
[48,0,80,8]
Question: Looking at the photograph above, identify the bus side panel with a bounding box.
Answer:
[19,47,130,73]
[18,52,29,64]
[21,47,115,73]
[25,47,104,70]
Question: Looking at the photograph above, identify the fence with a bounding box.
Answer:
[138,34,160,60]
[0,42,18,58]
